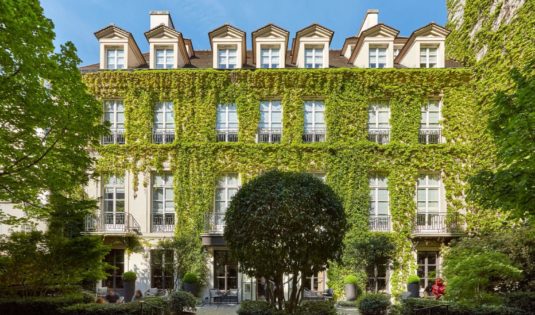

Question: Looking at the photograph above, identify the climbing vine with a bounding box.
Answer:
[82,68,487,298]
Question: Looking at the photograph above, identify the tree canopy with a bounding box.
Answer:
[224,170,347,312]
[0,0,105,218]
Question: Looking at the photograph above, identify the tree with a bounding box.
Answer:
[224,170,347,313]
[0,0,105,217]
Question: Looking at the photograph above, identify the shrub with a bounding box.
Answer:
[122,271,137,282]
[407,275,420,284]
[182,272,199,284]
[449,303,525,315]
[357,293,390,315]
[168,291,196,313]
[0,293,93,315]
[503,292,535,313]
[336,300,357,307]
[400,298,448,315]
[60,297,170,315]
[237,300,279,315]
[295,300,337,315]
[343,275,359,285]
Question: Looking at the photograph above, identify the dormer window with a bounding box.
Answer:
[420,46,438,68]
[106,47,125,69]
[155,47,174,69]
[260,46,280,68]
[304,46,323,68]
[369,46,386,68]
[218,46,237,69]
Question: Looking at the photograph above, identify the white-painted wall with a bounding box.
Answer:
[212,40,244,69]
[255,38,286,68]
[295,38,330,68]
[353,37,395,68]
[398,36,446,68]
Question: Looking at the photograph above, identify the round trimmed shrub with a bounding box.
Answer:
[357,293,390,315]
[122,271,137,281]
[295,301,337,315]
[407,275,420,284]
[182,272,199,284]
[344,275,359,285]
[169,291,196,314]
[237,300,279,315]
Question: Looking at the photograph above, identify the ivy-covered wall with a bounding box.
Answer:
[83,68,484,297]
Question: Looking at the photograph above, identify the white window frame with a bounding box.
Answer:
[304,47,323,68]
[214,174,240,214]
[304,100,326,134]
[155,47,174,69]
[369,46,387,68]
[417,251,440,289]
[369,176,389,217]
[420,100,441,129]
[153,102,175,144]
[368,103,390,144]
[420,47,438,68]
[104,100,125,132]
[151,174,174,232]
[216,104,238,142]
[416,174,442,214]
[218,47,237,69]
[106,47,125,69]
[258,100,282,142]
[103,175,125,215]
[260,47,280,68]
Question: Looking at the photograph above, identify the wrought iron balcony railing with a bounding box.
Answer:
[102,130,125,145]
[216,130,238,142]
[152,130,175,144]
[413,212,461,235]
[302,128,326,143]
[369,215,391,232]
[204,212,225,234]
[84,212,140,234]
[257,128,282,143]
[151,213,175,233]
[368,128,390,144]
[418,128,442,144]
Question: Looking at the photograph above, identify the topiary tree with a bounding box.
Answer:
[224,170,347,313]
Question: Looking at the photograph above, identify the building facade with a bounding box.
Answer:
[79,9,480,300]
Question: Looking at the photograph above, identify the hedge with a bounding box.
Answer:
[0,293,94,315]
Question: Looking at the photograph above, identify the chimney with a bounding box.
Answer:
[357,9,379,36]
[150,10,174,29]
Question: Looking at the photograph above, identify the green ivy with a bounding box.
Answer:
[82,68,487,298]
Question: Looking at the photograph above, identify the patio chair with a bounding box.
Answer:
[209,288,223,304]
[225,289,239,304]
[145,288,159,297]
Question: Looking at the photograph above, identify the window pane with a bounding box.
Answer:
[417,189,426,202]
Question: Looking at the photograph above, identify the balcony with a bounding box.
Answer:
[257,128,282,143]
[151,213,175,233]
[369,215,391,232]
[413,213,462,237]
[84,212,140,235]
[102,130,125,145]
[418,128,442,144]
[368,128,390,144]
[201,212,226,246]
[216,130,238,142]
[302,128,326,143]
[152,130,175,144]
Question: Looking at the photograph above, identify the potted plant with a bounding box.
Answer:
[344,275,359,301]
[182,272,199,296]
[122,271,137,302]
[407,275,420,298]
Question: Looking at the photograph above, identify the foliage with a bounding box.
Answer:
[84,67,479,297]
[182,272,199,284]
[294,300,337,315]
[503,292,535,314]
[399,298,448,315]
[224,170,347,312]
[237,301,282,315]
[60,298,170,315]
[357,293,390,315]
[399,298,526,315]
[0,0,105,216]
[343,275,359,285]
[0,193,110,296]
[407,275,420,284]
[168,291,197,314]
[442,248,522,305]
[122,271,136,282]
[0,293,93,315]
[158,234,208,286]
[446,0,535,218]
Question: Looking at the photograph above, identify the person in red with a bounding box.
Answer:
[432,278,446,300]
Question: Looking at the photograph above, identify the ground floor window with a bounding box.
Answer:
[366,260,388,293]
[214,250,238,291]
[303,272,320,291]
[151,249,175,289]
[417,251,439,289]
[103,249,124,289]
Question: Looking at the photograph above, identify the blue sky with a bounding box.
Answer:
[40,0,447,65]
